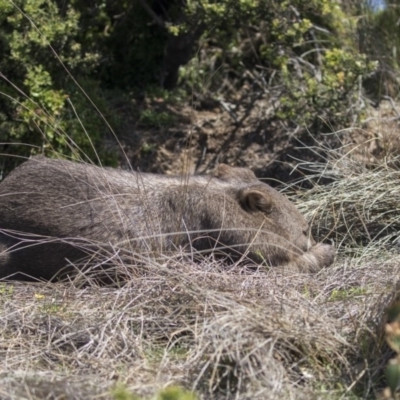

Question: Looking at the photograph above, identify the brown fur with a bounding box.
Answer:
[0,157,334,280]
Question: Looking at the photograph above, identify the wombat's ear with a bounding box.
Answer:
[239,189,273,214]
[214,164,235,180]
[214,164,257,182]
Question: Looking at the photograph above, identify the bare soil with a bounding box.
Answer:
[119,97,400,186]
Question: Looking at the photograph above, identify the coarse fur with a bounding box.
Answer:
[0,156,334,280]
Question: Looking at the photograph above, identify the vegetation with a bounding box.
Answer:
[0,0,123,175]
[1,0,400,398]
[384,301,400,399]
[0,0,385,176]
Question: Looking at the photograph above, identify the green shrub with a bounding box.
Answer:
[0,0,380,177]
[180,0,377,130]
[0,0,117,175]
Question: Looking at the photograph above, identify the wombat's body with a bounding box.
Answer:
[0,157,334,280]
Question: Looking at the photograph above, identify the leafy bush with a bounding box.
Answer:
[0,0,118,176]
[180,0,377,130]
[356,0,400,102]
[0,0,380,177]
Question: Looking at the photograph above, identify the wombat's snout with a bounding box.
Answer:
[309,242,335,268]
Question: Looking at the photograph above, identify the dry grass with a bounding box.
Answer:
[2,113,400,399]
[2,5,400,395]
[1,149,400,400]
[0,257,398,399]
[295,150,400,256]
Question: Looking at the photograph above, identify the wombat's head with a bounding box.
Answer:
[214,164,315,255]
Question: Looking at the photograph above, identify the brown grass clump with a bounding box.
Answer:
[0,216,399,400]
[294,151,400,257]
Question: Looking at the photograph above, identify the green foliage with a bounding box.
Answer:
[0,0,382,177]
[0,0,194,176]
[329,287,368,301]
[112,384,141,400]
[277,48,376,126]
[156,386,197,400]
[139,110,176,128]
[357,0,400,100]
[384,301,400,399]
[69,0,167,89]
[111,384,197,400]
[0,283,14,297]
[0,0,117,175]
[180,0,377,130]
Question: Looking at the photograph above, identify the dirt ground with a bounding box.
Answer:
[119,97,400,188]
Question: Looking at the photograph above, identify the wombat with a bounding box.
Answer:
[0,156,334,280]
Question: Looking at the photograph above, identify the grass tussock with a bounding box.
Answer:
[1,243,400,398]
[294,151,400,258]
